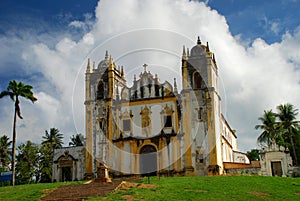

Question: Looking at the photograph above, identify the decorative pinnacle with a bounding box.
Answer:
[105,50,109,59]
[174,78,178,93]
[182,45,187,60]
[206,41,210,52]
[121,66,124,77]
[182,45,186,56]
[197,36,201,45]
[86,58,91,73]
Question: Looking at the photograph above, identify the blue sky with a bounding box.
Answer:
[0,0,299,152]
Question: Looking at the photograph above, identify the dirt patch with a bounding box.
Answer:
[122,195,136,200]
[249,191,271,197]
[41,181,122,201]
[117,182,157,191]
[41,188,58,197]
[185,189,208,193]
[117,182,138,190]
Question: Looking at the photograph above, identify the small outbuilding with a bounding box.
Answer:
[259,143,292,176]
[52,146,86,182]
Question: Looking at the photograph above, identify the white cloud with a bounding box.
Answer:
[0,0,300,152]
[69,20,86,29]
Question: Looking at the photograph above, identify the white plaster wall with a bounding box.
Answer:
[123,141,131,173]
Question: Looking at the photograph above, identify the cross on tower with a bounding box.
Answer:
[143,64,148,72]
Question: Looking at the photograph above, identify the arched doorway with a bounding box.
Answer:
[140,145,157,176]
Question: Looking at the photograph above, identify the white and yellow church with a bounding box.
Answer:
[52,38,251,182]
[83,37,250,178]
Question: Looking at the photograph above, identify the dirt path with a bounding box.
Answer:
[41,178,141,201]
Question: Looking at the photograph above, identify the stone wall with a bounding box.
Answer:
[224,161,261,175]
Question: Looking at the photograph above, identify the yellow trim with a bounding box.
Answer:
[121,96,177,106]
[136,142,158,154]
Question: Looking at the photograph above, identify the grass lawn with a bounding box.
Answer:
[88,176,300,201]
[0,181,83,201]
[1,176,299,201]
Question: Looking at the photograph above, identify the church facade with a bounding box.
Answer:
[84,38,249,177]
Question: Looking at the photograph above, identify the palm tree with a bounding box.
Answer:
[0,80,37,186]
[42,128,64,153]
[276,103,299,165]
[255,110,278,146]
[69,133,85,146]
[0,135,12,171]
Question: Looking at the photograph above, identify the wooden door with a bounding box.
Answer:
[271,161,283,176]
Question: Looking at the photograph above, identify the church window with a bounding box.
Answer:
[199,154,204,163]
[121,109,133,133]
[193,72,202,89]
[99,121,103,130]
[196,150,204,164]
[123,119,131,132]
[164,115,172,128]
[97,82,104,99]
[198,107,203,120]
[161,104,174,130]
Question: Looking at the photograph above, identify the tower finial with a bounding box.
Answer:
[197,36,201,45]
[182,45,187,60]
[86,58,91,73]
[121,66,124,77]
[105,50,109,59]
[108,55,114,70]
[174,78,178,94]
[206,41,210,52]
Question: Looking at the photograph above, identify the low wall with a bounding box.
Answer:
[224,161,261,175]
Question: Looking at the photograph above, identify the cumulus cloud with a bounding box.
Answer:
[0,0,299,151]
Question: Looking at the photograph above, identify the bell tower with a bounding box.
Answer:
[181,37,223,175]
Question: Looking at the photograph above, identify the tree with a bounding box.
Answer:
[255,110,278,146]
[0,80,37,186]
[42,128,64,152]
[276,103,300,165]
[38,143,53,183]
[15,141,39,185]
[247,149,260,161]
[69,133,85,146]
[41,128,63,182]
[0,135,12,171]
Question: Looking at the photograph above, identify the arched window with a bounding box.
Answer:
[97,82,104,99]
[161,104,174,129]
[193,72,202,89]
